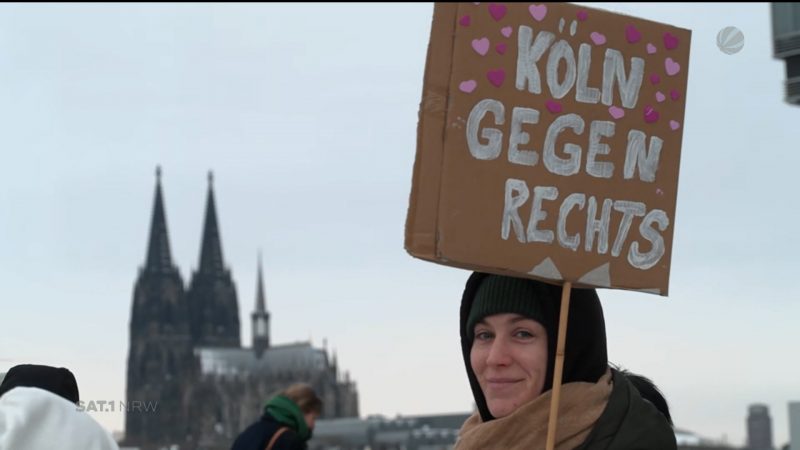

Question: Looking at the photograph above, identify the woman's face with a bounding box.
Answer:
[304,411,319,430]
[470,313,548,418]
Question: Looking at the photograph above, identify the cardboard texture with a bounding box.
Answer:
[406,3,691,295]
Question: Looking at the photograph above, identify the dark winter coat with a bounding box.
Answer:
[576,368,677,449]
[230,412,307,450]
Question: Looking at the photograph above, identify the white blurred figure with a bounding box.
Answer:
[0,387,119,450]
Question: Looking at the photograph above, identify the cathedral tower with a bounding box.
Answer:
[187,172,241,348]
[125,168,195,448]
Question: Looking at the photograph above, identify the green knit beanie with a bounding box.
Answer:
[466,275,546,340]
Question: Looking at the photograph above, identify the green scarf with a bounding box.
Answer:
[264,395,310,441]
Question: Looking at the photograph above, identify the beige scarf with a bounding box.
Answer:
[455,369,612,450]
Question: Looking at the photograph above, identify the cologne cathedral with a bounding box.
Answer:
[124,169,358,450]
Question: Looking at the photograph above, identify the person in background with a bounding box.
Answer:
[620,368,673,427]
[0,365,119,450]
[454,272,675,449]
[231,382,322,450]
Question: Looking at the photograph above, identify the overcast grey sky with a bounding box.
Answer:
[0,3,798,446]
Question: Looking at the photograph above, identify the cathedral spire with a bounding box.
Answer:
[255,251,266,314]
[252,252,271,356]
[197,171,225,274]
[145,166,174,272]
[188,171,241,348]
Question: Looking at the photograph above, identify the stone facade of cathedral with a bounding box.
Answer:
[124,170,358,450]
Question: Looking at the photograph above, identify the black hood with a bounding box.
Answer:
[0,364,80,403]
[459,272,608,422]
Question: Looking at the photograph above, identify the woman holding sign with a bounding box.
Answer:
[454,273,675,449]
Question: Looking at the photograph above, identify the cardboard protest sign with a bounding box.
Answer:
[406,3,691,295]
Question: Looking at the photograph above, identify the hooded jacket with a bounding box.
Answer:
[0,364,79,404]
[0,387,119,450]
[459,272,675,449]
[575,369,677,449]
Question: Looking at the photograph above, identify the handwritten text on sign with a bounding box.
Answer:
[406,2,690,294]
[456,4,687,276]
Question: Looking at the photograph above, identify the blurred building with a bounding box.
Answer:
[307,416,737,450]
[789,402,800,450]
[771,3,800,104]
[747,404,774,450]
[308,413,469,450]
[675,427,740,450]
[123,170,358,450]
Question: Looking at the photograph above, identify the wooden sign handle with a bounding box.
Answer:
[545,281,572,450]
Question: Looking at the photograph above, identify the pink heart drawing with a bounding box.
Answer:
[487,69,505,87]
[625,24,642,44]
[663,32,679,50]
[643,105,660,124]
[529,4,547,21]
[669,120,681,130]
[590,32,606,46]
[576,10,588,21]
[646,43,657,54]
[655,91,666,102]
[495,43,507,54]
[489,3,507,21]
[656,188,664,196]
[670,89,681,101]
[501,26,513,38]
[459,15,471,27]
[650,74,661,85]
[545,100,562,114]
[472,37,490,56]
[665,57,681,76]
[608,106,625,119]
[459,80,477,93]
